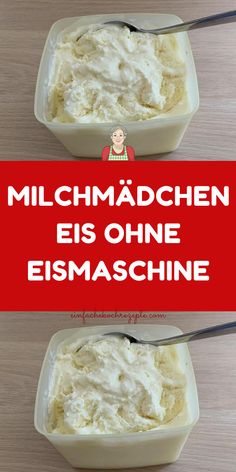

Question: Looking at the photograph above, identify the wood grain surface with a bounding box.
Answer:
[0,312,236,472]
[0,0,236,160]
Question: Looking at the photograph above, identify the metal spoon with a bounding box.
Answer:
[104,10,236,36]
[104,320,236,347]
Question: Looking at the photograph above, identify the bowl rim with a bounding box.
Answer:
[34,323,200,440]
[34,12,200,128]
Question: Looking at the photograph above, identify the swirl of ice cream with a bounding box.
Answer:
[48,334,186,434]
[48,24,187,123]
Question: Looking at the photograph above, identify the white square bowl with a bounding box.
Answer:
[34,13,199,158]
[34,324,199,469]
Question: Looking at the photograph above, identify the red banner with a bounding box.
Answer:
[0,161,235,311]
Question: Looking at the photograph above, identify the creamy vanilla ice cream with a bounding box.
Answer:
[48,24,188,123]
[47,334,187,435]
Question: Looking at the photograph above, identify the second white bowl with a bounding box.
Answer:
[34,324,199,469]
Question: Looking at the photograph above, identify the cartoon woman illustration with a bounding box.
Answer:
[102,126,135,161]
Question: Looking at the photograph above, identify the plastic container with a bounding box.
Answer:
[34,324,199,469]
[34,13,199,158]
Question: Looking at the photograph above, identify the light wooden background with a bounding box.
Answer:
[0,0,236,160]
[0,312,236,472]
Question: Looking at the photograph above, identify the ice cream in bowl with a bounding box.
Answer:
[34,324,199,468]
[34,13,199,157]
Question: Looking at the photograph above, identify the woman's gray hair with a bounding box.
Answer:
[110,125,128,137]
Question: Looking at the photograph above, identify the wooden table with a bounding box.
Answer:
[0,312,236,472]
[1,0,236,160]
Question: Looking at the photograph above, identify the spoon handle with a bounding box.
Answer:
[151,10,236,35]
[149,320,236,347]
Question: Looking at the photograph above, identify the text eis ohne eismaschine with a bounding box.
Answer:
[8,181,229,283]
